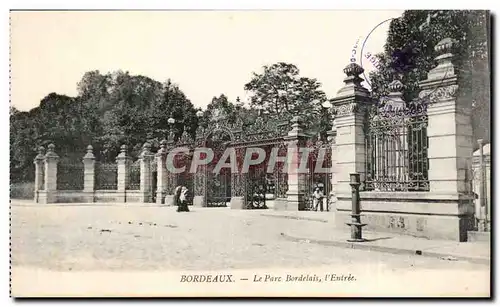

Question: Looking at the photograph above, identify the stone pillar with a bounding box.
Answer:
[330,63,372,222]
[164,141,178,206]
[116,144,131,202]
[139,142,155,203]
[156,140,168,204]
[327,124,337,212]
[33,146,45,203]
[41,144,59,204]
[419,38,475,241]
[284,116,307,211]
[472,141,491,232]
[82,145,95,203]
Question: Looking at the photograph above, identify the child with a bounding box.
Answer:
[313,187,324,212]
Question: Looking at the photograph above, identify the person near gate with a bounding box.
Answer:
[313,187,324,212]
[175,185,190,212]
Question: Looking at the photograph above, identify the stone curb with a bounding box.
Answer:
[260,213,330,223]
[281,232,490,265]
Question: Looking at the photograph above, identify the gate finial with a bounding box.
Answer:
[83,145,95,159]
[335,63,370,98]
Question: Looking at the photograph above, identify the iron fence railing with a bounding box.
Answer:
[365,101,429,192]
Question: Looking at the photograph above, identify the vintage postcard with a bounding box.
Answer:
[9,9,491,297]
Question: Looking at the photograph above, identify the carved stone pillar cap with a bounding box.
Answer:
[157,139,167,155]
[35,146,46,160]
[141,142,154,159]
[83,144,95,159]
[291,115,303,124]
[343,63,364,77]
[388,80,404,92]
[45,143,59,158]
[116,144,129,160]
[435,38,458,55]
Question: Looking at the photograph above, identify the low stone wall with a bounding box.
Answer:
[56,190,93,203]
[335,192,475,241]
[35,190,154,204]
[273,197,290,211]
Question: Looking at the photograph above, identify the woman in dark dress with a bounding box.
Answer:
[175,186,190,212]
[174,186,182,212]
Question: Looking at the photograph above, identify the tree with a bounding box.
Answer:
[244,62,327,114]
[244,62,330,138]
[368,10,490,145]
[9,70,199,183]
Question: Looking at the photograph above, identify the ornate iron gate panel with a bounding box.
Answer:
[127,160,140,190]
[365,95,429,192]
[95,162,118,190]
[57,161,84,190]
[272,142,288,199]
[245,166,267,209]
[304,140,332,211]
[206,169,231,207]
[204,128,233,207]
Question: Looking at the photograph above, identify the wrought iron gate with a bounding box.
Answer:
[365,96,429,192]
[304,140,332,211]
[245,166,267,209]
[204,129,232,207]
[206,168,231,207]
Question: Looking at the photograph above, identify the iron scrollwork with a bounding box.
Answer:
[365,96,429,192]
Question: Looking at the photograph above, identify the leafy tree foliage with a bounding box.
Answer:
[244,62,330,137]
[11,63,333,183]
[368,10,490,145]
[10,71,198,181]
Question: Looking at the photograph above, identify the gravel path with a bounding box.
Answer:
[11,204,489,273]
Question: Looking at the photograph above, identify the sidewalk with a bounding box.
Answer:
[262,210,490,265]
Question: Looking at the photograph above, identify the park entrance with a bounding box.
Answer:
[205,129,232,207]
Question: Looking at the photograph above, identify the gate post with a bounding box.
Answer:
[284,116,307,211]
[419,38,474,241]
[33,146,45,203]
[164,140,178,206]
[116,144,131,202]
[40,144,59,204]
[156,140,168,204]
[327,120,337,212]
[139,142,154,203]
[330,63,372,222]
[82,145,95,203]
[477,139,487,231]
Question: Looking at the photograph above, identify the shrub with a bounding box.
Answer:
[10,182,35,199]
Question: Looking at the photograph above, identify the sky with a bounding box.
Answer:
[10,10,403,111]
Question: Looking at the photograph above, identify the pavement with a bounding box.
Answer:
[10,200,490,297]
[260,210,491,265]
[11,200,490,266]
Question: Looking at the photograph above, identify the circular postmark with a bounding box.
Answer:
[351,17,452,107]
